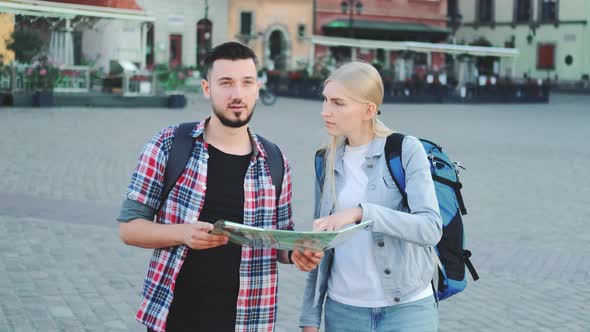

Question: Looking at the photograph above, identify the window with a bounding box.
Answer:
[515,0,532,22]
[297,24,306,39]
[540,0,558,22]
[537,43,555,70]
[477,0,494,23]
[240,12,253,36]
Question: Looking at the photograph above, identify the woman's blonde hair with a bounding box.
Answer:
[322,61,394,205]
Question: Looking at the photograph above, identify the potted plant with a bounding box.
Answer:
[27,56,60,107]
[155,63,189,108]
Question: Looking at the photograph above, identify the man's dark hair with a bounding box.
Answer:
[202,42,258,79]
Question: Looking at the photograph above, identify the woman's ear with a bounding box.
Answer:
[364,103,377,120]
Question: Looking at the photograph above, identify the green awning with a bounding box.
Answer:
[323,19,450,35]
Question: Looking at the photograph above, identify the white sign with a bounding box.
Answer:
[479,75,487,86]
[564,34,576,42]
[140,82,151,94]
[168,15,185,27]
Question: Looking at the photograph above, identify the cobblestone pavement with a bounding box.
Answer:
[0,93,588,331]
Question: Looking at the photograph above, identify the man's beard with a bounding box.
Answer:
[212,101,256,128]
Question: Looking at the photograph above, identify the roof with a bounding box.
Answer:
[51,0,142,11]
[0,0,154,21]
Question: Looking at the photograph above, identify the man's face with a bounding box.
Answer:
[201,59,260,128]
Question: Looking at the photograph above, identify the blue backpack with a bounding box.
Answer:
[314,133,479,301]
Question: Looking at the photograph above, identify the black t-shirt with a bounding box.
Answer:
[165,144,252,332]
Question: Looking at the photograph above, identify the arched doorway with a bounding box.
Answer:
[197,18,212,68]
[264,25,290,70]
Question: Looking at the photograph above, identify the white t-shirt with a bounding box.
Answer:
[328,142,433,307]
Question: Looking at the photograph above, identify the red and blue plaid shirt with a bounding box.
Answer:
[125,118,293,332]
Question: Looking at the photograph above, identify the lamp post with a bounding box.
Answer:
[341,1,363,38]
[446,0,462,44]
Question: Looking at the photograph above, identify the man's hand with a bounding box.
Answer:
[292,249,323,272]
[313,207,362,231]
[182,221,229,250]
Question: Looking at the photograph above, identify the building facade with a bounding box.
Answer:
[73,0,228,70]
[0,13,15,64]
[30,0,228,71]
[228,0,314,71]
[455,0,590,81]
[314,0,449,74]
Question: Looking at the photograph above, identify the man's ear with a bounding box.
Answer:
[201,79,210,99]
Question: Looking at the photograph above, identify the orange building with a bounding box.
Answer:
[228,0,314,71]
[0,13,15,64]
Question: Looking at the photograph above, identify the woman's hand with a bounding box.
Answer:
[313,207,362,231]
[302,327,319,332]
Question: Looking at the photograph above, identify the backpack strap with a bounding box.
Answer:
[159,122,198,211]
[384,133,409,209]
[314,148,327,192]
[257,135,284,205]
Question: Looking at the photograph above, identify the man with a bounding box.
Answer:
[117,42,322,332]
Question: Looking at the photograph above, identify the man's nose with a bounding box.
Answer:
[229,85,243,99]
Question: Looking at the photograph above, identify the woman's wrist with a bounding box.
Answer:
[353,206,363,224]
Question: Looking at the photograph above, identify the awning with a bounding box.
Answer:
[311,35,519,58]
[0,0,155,21]
[322,19,449,42]
[324,19,450,34]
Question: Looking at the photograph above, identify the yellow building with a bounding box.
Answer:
[455,0,590,82]
[228,0,313,71]
[0,13,15,64]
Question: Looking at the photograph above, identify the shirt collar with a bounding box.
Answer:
[191,116,267,159]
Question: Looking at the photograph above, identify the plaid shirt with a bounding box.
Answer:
[125,117,293,332]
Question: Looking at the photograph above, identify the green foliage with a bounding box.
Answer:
[154,63,194,92]
[7,29,45,63]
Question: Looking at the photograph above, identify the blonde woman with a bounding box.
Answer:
[299,62,442,332]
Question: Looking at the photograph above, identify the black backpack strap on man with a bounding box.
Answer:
[158,122,284,211]
[256,135,284,206]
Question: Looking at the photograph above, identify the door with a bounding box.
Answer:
[169,34,183,67]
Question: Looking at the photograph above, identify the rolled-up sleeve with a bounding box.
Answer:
[360,136,442,247]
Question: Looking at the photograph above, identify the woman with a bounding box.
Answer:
[299,62,442,332]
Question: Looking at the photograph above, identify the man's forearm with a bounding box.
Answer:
[277,249,292,264]
[119,219,185,249]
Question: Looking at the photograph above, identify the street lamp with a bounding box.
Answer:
[341,1,363,38]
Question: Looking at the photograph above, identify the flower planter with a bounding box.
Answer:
[168,94,187,109]
[32,91,54,107]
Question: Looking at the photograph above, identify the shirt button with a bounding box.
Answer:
[394,297,400,303]
[202,185,207,191]
[384,269,391,275]
[204,154,209,159]
[367,163,374,168]
[369,184,376,190]
[378,241,384,247]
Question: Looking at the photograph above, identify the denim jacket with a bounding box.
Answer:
[299,135,442,328]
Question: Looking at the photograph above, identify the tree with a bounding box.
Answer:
[7,29,45,63]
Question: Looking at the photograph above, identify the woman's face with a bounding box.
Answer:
[321,80,372,137]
